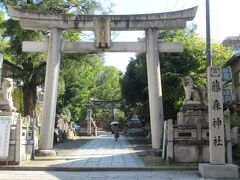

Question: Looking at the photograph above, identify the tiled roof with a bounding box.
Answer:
[224,52,240,67]
[222,36,240,46]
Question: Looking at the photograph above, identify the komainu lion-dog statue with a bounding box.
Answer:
[0,78,16,112]
[183,76,206,105]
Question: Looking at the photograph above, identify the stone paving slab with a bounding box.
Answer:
[20,131,145,168]
[0,170,219,180]
[0,171,223,180]
[3,131,235,179]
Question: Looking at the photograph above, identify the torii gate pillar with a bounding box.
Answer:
[146,28,164,150]
[38,28,62,155]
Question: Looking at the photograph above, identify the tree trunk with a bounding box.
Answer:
[23,81,37,117]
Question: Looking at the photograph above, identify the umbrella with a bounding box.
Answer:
[110,121,119,125]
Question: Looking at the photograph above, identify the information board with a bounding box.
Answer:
[0,117,11,159]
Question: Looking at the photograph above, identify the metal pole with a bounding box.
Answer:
[206,0,212,66]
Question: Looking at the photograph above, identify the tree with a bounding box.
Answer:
[1,17,45,117]
[58,54,103,121]
[57,53,122,122]
[0,0,111,117]
[93,66,122,101]
[92,65,122,123]
[0,10,9,57]
[121,26,231,121]
[120,54,149,120]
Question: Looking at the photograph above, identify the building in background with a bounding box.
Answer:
[222,36,240,112]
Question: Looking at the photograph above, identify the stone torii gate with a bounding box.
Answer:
[8,6,197,155]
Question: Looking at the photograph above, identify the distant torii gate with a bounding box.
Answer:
[8,6,197,155]
[86,99,121,135]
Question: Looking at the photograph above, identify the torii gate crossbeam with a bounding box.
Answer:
[8,5,197,156]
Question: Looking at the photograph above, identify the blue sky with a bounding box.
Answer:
[103,0,240,72]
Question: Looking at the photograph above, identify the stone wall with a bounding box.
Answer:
[0,114,35,165]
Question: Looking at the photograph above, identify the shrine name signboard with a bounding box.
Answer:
[207,66,225,164]
[0,116,11,159]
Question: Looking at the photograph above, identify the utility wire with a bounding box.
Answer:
[214,0,221,43]
[164,0,169,11]
[182,0,188,9]
[173,0,179,11]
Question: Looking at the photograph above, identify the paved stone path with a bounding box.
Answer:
[0,170,213,180]
[1,131,238,179]
[22,131,145,168]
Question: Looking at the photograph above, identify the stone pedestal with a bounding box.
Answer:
[79,119,97,136]
[177,105,208,127]
[127,114,144,136]
[199,163,238,179]
[167,106,209,163]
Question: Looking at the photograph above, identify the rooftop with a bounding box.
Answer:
[222,36,240,46]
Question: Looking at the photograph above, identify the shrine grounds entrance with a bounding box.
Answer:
[8,5,197,156]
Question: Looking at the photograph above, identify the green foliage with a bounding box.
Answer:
[13,87,24,114]
[121,55,148,105]
[57,54,122,123]
[121,25,231,121]
[94,66,122,100]
[230,113,240,127]
[0,10,9,58]
[140,156,168,166]
[1,0,109,14]
[162,73,184,118]
[114,109,125,122]
[121,54,149,120]
[0,0,112,117]
[60,106,71,122]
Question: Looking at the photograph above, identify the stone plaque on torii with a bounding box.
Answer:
[8,5,197,155]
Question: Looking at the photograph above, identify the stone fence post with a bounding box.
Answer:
[15,118,22,165]
[224,109,232,163]
[167,119,173,161]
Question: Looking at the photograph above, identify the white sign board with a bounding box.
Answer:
[207,66,225,164]
[0,117,11,159]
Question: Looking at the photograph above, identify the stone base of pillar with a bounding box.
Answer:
[36,150,57,157]
[147,148,162,157]
[199,163,239,179]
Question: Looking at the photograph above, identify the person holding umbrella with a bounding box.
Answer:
[110,121,120,142]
